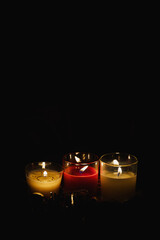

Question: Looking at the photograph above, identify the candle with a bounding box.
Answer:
[100,153,138,202]
[63,152,99,196]
[63,165,98,195]
[101,169,137,202]
[25,162,63,197]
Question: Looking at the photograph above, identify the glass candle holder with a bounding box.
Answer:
[25,162,63,197]
[63,152,99,196]
[100,152,138,202]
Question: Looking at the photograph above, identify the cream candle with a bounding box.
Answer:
[25,162,63,197]
[100,153,138,202]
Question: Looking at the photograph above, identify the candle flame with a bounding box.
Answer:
[112,159,119,165]
[117,167,122,176]
[75,156,81,163]
[43,170,48,177]
[80,165,88,173]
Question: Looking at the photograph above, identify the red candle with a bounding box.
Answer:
[63,165,98,195]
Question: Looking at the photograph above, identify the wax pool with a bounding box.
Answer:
[26,169,62,197]
[63,165,98,195]
[101,170,137,202]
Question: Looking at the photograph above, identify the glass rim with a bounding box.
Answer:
[25,161,63,174]
[99,152,138,167]
[63,152,99,165]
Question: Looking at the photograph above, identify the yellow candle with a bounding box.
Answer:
[101,170,137,202]
[26,162,63,197]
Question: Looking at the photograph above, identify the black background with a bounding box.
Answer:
[4,7,159,236]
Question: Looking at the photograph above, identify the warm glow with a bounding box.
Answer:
[43,170,48,177]
[75,156,81,163]
[118,167,122,176]
[112,159,119,165]
[80,165,88,172]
